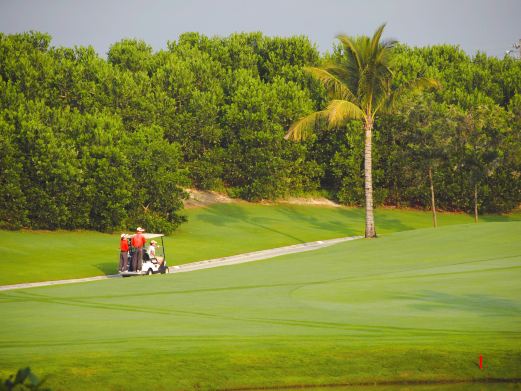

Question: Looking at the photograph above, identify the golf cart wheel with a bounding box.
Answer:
[147,269,153,276]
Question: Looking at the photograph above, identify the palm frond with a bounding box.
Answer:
[326,100,365,128]
[305,66,357,101]
[375,43,395,68]
[358,61,391,112]
[414,77,441,90]
[289,23,430,139]
[284,110,327,141]
[321,63,350,82]
[336,34,362,71]
[370,24,387,53]
[398,77,441,97]
[373,85,392,114]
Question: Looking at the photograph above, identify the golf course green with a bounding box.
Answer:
[1,221,520,390]
[1,203,519,285]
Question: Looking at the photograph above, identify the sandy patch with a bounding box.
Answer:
[183,189,341,208]
[275,197,341,208]
[183,189,234,208]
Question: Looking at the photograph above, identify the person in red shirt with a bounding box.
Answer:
[119,234,129,272]
[131,227,146,272]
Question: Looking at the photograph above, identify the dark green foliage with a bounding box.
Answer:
[0,33,187,233]
[0,120,28,229]
[0,31,520,233]
[315,120,388,207]
[161,33,323,198]
[222,71,319,200]
[108,39,153,74]
[123,125,188,233]
[322,44,521,213]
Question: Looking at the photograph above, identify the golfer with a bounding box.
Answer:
[119,234,129,272]
[131,227,146,272]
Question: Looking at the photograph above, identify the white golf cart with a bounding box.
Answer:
[120,233,170,277]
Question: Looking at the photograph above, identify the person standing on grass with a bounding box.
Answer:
[119,234,129,272]
[131,227,146,272]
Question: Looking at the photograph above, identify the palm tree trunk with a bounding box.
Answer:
[474,183,478,223]
[428,166,437,228]
[364,118,376,238]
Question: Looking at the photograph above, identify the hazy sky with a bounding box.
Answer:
[1,0,520,58]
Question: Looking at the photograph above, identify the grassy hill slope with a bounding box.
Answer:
[1,221,520,389]
[1,203,519,285]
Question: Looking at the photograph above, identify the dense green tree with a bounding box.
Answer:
[222,70,320,199]
[123,125,188,233]
[453,105,510,222]
[1,30,520,234]
[78,113,133,231]
[0,32,53,102]
[0,119,28,229]
[14,103,83,229]
[108,39,154,74]
[402,99,451,226]
[0,80,28,229]
[154,44,225,188]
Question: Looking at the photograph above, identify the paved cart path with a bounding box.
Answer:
[0,235,362,292]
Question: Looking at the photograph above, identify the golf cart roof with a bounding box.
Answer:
[127,233,165,239]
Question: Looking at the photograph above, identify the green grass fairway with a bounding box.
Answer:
[1,222,520,390]
[173,204,519,264]
[1,204,519,285]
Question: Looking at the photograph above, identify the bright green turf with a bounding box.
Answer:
[0,222,520,390]
[0,204,519,285]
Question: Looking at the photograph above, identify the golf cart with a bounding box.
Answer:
[120,233,170,277]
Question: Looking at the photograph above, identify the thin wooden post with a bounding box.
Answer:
[429,166,437,228]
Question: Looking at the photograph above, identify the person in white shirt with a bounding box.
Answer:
[148,240,164,265]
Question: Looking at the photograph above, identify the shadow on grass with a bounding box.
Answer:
[95,262,117,276]
[480,213,521,223]
[398,290,521,316]
[276,206,359,236]
[195,204,307,243]
[192,204,519,245]
[195,204,250,227]
[335,208,415,233]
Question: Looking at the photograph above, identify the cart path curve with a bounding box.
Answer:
[0,235,362,292]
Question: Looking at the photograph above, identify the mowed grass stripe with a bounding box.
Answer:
[1,204,520,285]
[0,222,520,389]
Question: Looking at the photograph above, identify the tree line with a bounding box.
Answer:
[0,31,520,233]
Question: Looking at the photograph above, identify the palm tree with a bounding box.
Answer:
[285,24,438,238]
